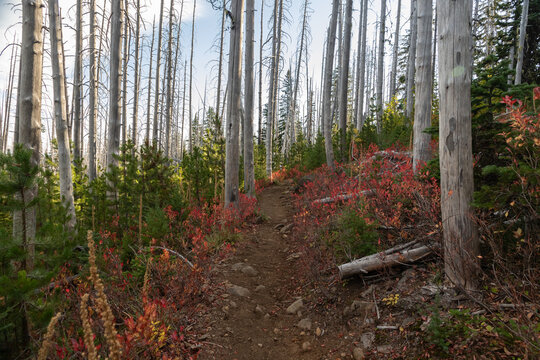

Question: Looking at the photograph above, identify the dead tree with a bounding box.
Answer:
[375,0,386,134]
[338,0,353,159]
[48,0,77,230]
[244,0,255,196]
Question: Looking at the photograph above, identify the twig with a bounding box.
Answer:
[372,288,380,320]
[150,246,194,269]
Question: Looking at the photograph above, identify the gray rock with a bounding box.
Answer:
[231,262,245,271]
[360,332,375,349]
[255,285,266,292]
[242,265,258,276]
[401,317,416,328]
[396,268,416,291]
[280,223,294,233]
[301,341,311,352]
[377,345,393,354]
[255,305,265,315]
[286,298,304,314]
[227,285,250,297]
[297,318,312,331]
[351,300,375,315]
[353,347,365,360]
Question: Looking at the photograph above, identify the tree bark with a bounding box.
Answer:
[17,0,44,271]
[356,0,368,130]
[514,0,529,85]
[72,0,82,160]
[375,0,386,134]
[153,0,165,142]
[146,18,156,143]
[164,0,175,156]
[389,0,401,99]
[338,0,353,160]
[216,0,226,125]
[438,0,479,291]
[107,0,123,169]
[257,0,264,144]
[225,0,244,207]
[49,0,77,230]
[406,0,418,119]
[322,0,339,170]
[88,0,97,180]
[244,0,255,197]
[412,0,432,173]
[132,0,141,146]
[188,0,197,152]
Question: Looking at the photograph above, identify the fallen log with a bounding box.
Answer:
[338,241,438,278]
[312,190,374,205]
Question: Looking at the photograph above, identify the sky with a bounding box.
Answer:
[0,0,409,153]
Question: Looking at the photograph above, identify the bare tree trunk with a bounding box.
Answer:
[48,0,77,230]
[356,0,368,130]
[164,0,175,157]
[121,0,130,146]
[438,0,478,291]
[244,0,255,197]
[406,0,418,119]
[180,59,187,158]
[132,0,141,146]
[307,78,313,142]
[2,40,17,152]
[508,46,515,85]
[322,0,339,170]
[257,0,264,144]
[375,0,386,134]
[266,0,283,179]
[17,0,44,272]
[431,7,437,90]
[514,0,529,85]
[72,0,82,160]
[107,0,123,169]
[225,0,244,207]
[153,0,165,142]
[412,0,432,173]
[188,0,197,152]
[170,1,184,157]
[338,0,353,160]
[88,0,97,180]
[146,18,156,143]
[389,0,401,99]
[216,0,226,124]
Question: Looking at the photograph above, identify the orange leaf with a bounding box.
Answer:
[534,87,540,100]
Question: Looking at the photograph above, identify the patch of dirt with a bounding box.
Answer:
[197,183,466,359]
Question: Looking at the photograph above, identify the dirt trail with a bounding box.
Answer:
[199,184,318,360]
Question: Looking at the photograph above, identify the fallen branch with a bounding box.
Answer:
[150,246,194,269]
[312,190,374,205]
[338,241,438,278]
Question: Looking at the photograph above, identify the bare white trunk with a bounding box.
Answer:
[438,0,479,291]
[224,0,244,207]
[188,0,197,152]
[338,0,353,159]
[375,0,386,134]
[88,0,97,180]
[244,0,255,197]
[514,0,529,85]
[132,0,141,145]
[406,0,418,119]
[164,0,175,156]
[49,0,77,230]
[153,0,165,142]
[73,0,82,160]
[17,0,44,270]
[146,18,156,143]
[107,0,123,169]
[389,0,401,99]
[412,0,432,173]
[322,0,339,170]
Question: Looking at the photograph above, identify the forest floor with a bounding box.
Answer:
[196,182,442,360]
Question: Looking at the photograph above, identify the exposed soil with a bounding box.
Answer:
[197,183,471,360]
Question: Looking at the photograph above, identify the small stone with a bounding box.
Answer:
[255,305,265,315]
[300,331,305,336]
[315,327,322,336]
[273,328,280,335]
[280,223,294,233]
[231,262,244,271]
[341,352,347,357]
[229,300,238,308]
[242,265,258,276]
[401,317,415,328]
[351,300,375,315]
[286,298,304,314]
[361,332,375,349]
[302,341,311,352]
[353,347,365,360]
[257,343,263,348]
[264,313,270,319]
[297,318,312,331]
[377,345,392,354]
[227,284,250,297]
[255,285,266,292]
